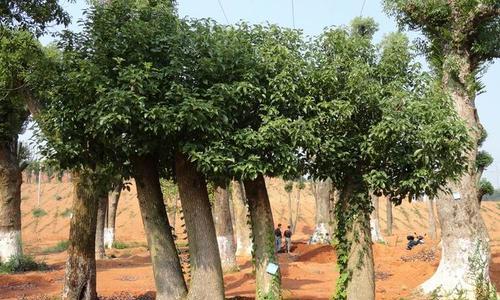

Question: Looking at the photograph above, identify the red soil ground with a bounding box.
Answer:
[1,178,499,299]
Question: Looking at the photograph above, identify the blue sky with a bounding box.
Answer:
[34,0,500,187]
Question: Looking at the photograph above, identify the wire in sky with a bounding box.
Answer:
[360,0,367,16]
[217,0,230,24]
[291,0,296,28]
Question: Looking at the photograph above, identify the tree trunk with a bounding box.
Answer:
[95,195,107,259]
[287,192,293,231]
[62,171,98,300]
[175,151,224,300]
[244,174,281,299]
[132,155,187,300]
[369,193,384,243]
[329,186,339,235]
[333,181,375,300]
[232,180,253,257]
[310,179,331,244]
[0,141,22,263]
[105,182,122,249]
[425,195,437,240]
[212,181,238,273]
[292,188,301,233]
[386,197,393,236]
[421,54,491,298]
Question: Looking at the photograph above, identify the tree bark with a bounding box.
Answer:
[212,181,238,273]
[175,151,224,300]
[386,197,393,236]
[287,192,293,231]
[310,179,331,244]
[333,181,375,300]
[425,195,437,240]
[232,180,253,257]
[329,186,339,235]
[62,171,98,300]
[420,53,491,298]
[244,174,281,299]
[104,181,122,249]
[369,193,384,243]
[95,195,107,259]
[132,155,187,300]
[0,141,23,263]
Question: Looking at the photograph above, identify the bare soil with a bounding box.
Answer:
[1,178,499,299]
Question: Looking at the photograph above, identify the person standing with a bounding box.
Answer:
[284,225,292,253]
[274,224,282,253]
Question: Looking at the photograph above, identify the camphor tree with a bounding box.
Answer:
[186,23,309,299]
[305,18,470,300]
[384,1,500,297]
[34,2,192,299]
[0,0,69,263]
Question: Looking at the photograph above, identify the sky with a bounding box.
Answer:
[29,0,500,187]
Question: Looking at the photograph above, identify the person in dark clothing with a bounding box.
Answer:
[274,224,282,253]
[284,226,292,253]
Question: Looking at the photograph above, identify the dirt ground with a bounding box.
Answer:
[1,178,499,299]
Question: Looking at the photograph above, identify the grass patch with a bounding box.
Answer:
[54,194,62,201]
[41,240,69,254]
[112,241,130,249]
[496,203,500,210]
[61,208,72,218]
[32,208,47,218]
[0,254,48,274]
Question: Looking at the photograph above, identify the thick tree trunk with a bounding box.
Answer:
[425,195,437,240]
[212,181,238,273]
[369,193,384,243]
[244,174,281,299]
[421,54,491,298]
[310,179,331,244]
[132,155,187,300]
[175,151,224,300]
[62,171,98,300]
[232,180,253,257]
[104,182,122,249]
[95,195,107,259]
[0,141,22,263]
[334,181,375,300]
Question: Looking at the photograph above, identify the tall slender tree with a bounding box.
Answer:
[384,1,500,297]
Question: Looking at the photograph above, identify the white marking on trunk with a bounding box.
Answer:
[420,238,490,299]
[235,235,252,257]
[370,218,384,243]
[104,227,114,249]
[217,235,236,266]
[0,230,22,263]
[309,222,330,244]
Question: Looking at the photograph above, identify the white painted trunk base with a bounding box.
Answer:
[309,223,330,244]
[370,218,384,243]
[104,228,114,249]
[0,230,22,263]
[217,235,237,271]
[420,238,491,299]
[235,235,253,257]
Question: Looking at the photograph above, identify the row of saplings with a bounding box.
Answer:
[5,1,496,300]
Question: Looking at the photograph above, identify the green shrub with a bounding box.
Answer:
[32,208,47,218]
[112,241,129,249]
[41,240,69,254]
[0,254,48,274]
